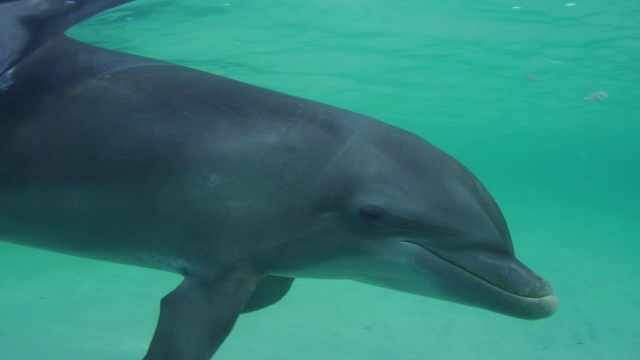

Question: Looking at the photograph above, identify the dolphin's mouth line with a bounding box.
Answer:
[401,241,550,300]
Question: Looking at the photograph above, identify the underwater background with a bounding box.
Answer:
[1,0,638,359]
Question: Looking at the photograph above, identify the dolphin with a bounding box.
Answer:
[0,1,558,359]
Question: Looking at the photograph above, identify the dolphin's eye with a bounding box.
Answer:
[357,205,386,224]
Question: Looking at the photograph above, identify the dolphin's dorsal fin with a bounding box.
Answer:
[0,0,133,75]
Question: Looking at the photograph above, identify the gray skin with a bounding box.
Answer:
[0,1,557,359]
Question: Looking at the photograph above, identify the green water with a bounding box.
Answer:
[1,0,639,359]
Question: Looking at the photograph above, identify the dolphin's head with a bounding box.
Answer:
[285,121,557,320]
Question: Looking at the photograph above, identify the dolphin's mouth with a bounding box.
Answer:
[401,240,558,318]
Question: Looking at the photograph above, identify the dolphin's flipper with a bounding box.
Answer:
[145,275,259,360]
[0,0,133,77]
[242,275,295,313]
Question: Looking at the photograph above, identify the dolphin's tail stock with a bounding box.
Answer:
[0,0,133,90]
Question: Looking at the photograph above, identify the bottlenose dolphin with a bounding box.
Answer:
[0,1,558,358]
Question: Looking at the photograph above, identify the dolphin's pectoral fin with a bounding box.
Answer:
[144,273,258,360]
[241,275,295,313]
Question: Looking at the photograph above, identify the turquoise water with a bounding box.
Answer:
[1,0,639,359]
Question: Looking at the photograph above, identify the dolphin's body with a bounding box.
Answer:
[0,1,557,359]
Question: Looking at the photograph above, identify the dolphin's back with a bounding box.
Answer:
[0,1,368,271]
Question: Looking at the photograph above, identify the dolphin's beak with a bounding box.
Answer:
[404,242,558,319]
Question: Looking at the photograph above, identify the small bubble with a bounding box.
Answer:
[584,90,608,102]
